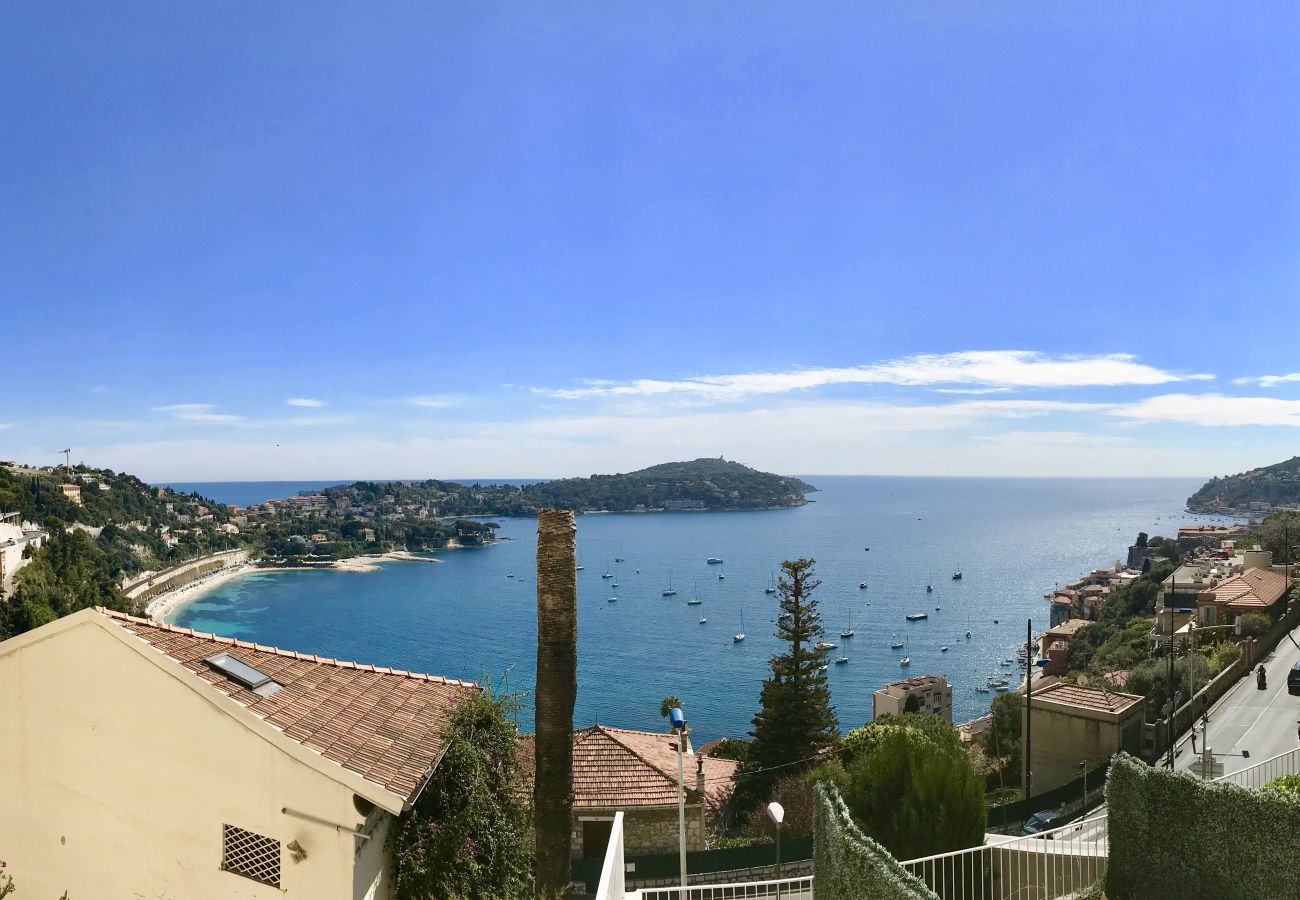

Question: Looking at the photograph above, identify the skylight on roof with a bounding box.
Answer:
[205,652,273,689]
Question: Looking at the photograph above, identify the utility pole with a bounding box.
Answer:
[1023,617,1034,801]
[1167,603,1177,769]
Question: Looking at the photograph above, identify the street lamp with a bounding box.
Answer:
[669,707,688,900]
[767,802,785,900]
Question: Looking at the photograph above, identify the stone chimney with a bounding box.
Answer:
[695,752,705,795]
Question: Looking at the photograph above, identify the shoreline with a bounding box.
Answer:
[145,550,444,623]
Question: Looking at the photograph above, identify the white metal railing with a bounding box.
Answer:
[900,810,1108,900]
[595,811,626,900]
[1210,746,1300,790]
[899,745,1300,900]
[634,876,814,899]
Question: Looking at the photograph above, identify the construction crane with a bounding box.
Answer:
[59,448,71,472]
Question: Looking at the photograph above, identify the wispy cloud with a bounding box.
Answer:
[1109,393,1300,427]
[0,422,13,430]
[1233,373,1300,389]
[152,403,242,423]
[539,351,1214,402]
[276,415,351,428]
[409,394,466,408]
[286,398,325,408]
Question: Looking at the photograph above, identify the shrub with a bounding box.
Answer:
[1263,774,1300,799]
[813,781,938,900]
[1207,640,1242,673]
[1240,613,1271,638]
[838,714,985,861]
[1106,753,1300,899]
[388,686,532,900]
[743,774,815,840]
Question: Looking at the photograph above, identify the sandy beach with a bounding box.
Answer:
[145,551,442,622]
[145,563,257,622]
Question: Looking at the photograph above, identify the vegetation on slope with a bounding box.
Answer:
[1187,455,1300,512]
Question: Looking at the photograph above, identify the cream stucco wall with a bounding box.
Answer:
[0,613,393,900]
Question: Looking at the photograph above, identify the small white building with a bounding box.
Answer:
[0,514,47,597]
[0,608,478,899]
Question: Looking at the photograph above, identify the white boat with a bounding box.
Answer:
[765,570,777,594]
[662,570,678,597]
[835,655,849,664]
[718,564,726,580]
[734,608,746,642]
[899,656,911,666]
[906,613,928,621]
[602,569,614,579]
[817,664,828,672]
[506,574,515,578]
[890,633,904,649]
[952,570,963,580]
[699,617,707,624]
[940,646,949,652]
[615,545,625,563]
[607,596,617,603]
[859,581,869,589]
[707,557,723,565]
[687,597,702,605]
[840,627,855,638]
[612,582,620,588]
[975,685,990,693]
[815,640,838,651]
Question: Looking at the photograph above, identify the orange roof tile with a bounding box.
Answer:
[569,724,739,809]
[97,609,477,804]
[1197,567,1290,611]
[1034,681,1143,715]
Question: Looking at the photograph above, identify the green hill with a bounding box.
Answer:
[1187,456,1300,513]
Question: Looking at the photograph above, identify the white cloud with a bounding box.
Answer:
[75,398,1216,480]
[409,395,466,408]
[286,398,325,408]
[540,351,1214,402]
[1233,373,1300,389]
[0,423,13,429]
[152,403,242,423]
[1109,393,1300,427]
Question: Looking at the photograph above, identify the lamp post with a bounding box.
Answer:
[1022,617,1052,802]
[669,707,688,899]
[767,801,785,899]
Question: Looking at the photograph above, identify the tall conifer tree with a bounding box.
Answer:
[736,558,838,812]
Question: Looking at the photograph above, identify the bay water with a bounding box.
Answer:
[166,476,1226,742]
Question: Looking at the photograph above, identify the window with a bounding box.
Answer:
[222,824,281,888]
[205,652,273,689]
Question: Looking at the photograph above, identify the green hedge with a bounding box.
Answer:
[1106,753,1300,899]
[813,782,938,900]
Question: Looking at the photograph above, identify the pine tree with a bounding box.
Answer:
[735,558,838,814]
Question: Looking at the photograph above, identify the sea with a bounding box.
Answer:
[159,476,1235,742]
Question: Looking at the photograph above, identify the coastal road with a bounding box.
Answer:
[1173,625,1300,779]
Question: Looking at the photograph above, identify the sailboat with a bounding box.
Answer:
[699,617,707,624]
[890,633,904,649]
[602,563,614,579]
[718,563,726,581]
[662,571,678,597]
[899,637,911,666]
[733,607,746,643]
[835,653,849,665]
[952,564,963,580]
[840,614,855,639]
[575,555,585,572]
[764,571,777,594]
[687,580,703,605]
[926,569,933,593]
[614,545,625,563]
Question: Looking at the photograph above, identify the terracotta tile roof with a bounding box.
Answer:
[1197,567,1290,611]
[97,609,477,804]
[1046,618,1092,639]
[1034,681,1144,715]
[568,724,739,809]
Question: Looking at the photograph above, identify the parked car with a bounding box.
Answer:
[1020,809,1062,837]
[1288,662,1300,695]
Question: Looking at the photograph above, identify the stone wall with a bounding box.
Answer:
[122,549,249,606]
[574,803,708,859]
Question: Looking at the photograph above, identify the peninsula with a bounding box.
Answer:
[1186,455,1300,515]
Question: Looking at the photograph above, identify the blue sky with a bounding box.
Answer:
[3,3,1299,480]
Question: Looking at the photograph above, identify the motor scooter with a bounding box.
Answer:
[1257,665,1267,690]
